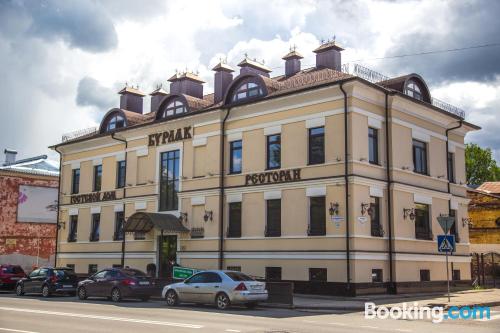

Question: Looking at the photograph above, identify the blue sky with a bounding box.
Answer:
[0,0,499,162]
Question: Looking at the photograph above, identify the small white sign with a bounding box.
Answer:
[357,216,368,224]
[331,216,344,223]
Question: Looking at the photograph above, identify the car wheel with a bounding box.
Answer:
[15,284,24,296]
[42,285,50,298]
[165,290,178,306]
[245,302,258,309]
[215,292,230,310]
[111,288,122,302]
[77,286,87,300]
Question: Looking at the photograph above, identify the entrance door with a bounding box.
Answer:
[158,235,177,279]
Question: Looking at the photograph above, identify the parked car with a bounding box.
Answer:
[162,270,268,310]
[77,268,155,302]
[16,267,78,297]
[0,265,26,289]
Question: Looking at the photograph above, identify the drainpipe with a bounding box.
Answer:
[339,83,351,293]
[384,92,396,294]
[446,120,463,198]
[219,107,232,269]
[53,146,63,267]
[111,133,128,267]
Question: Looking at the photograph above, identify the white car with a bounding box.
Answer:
[162,270,268,310]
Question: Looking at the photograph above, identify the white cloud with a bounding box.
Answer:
[0,0,498,164]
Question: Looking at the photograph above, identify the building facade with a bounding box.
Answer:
[52,41,479,295]
[0,150,59,271]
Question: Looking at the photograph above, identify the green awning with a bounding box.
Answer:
[124,212,189,233]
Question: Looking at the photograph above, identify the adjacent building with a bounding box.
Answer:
[0,150,59,271]
[51,41,480,295]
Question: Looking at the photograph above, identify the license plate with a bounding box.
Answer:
[63,285,73,288]
[139,281,149,285]
[251,285,262,290]
[10,277,20,280]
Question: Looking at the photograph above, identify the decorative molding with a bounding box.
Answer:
[306,186,326,197]
[114,204,124,212]
[90,206,101,214]
[264,190,282,200]
[227,132,242,142]
[192,137,207,147]
[414,193,433,205]
[227,193,242,203]
[305,117,325,129]
[263,125,282,136]
[191,196,206,206]
[370,186,384,198]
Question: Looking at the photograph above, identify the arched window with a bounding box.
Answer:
[405,80,423,101]
[159,99,187,119]
[105,114,125,132]
[231,79,264,102]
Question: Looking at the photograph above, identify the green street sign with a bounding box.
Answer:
[173,266,197,279]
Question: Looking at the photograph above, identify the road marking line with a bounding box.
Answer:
[361,325,380,330]
[475,313,500,321]
[225,330,241,332]
[0,328,40,333]
[394,329,412,332]
[328,322,348,326]
[0,307,203,329]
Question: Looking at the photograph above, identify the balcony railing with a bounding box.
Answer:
[61,126,98,143]
[341,63,466,119]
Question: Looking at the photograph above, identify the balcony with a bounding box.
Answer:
[371,224,385,237]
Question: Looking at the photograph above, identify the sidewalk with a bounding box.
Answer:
[264,288,500,310]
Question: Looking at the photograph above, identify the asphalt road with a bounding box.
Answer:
[0,293,499,333]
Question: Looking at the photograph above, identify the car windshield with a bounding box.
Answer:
[2,266,24,274]
[122,269,147,277]
[54,270,76,278]
[225,272,255,281]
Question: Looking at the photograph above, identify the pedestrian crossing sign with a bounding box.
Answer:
[437,235,455,253]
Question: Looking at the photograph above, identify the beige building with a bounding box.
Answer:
[51,41,480,295]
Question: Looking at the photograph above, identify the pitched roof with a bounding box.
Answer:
[0,155,59,177]
[476,182,500,194]
[118,86,146,96]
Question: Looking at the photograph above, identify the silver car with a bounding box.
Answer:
[162,270,268,310]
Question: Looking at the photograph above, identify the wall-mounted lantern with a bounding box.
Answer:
[462,217,473,227]
[57,221,66,230]
[203,210,213,222]
[179,212,188,224]
[403,208,415,221]
[329,202,339,216]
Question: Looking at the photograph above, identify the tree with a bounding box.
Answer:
[465,143,500,185]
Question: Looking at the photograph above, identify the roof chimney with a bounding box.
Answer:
[237,56,272,77]
[313,40,344,71]
[212,61,234,104]
[168,71,205,99]
[282,48,303,77]
[149,86,168,112]
[3,149,17,166]
[118,86,146,114]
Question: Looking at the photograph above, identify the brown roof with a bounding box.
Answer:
[476,182,500,194]
[118,86,146,96]
[313,41,344,53]
[168,72,205,83]
[282,50,303,60]
[183,94,213,111]
[121,109,149,126]
[237,57,272,73]
[212,61,235,72]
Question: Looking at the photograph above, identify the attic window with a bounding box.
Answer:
[105,114,125,132]
[405,80,423,101]
[159,99,187,118]
[231,79,264,102]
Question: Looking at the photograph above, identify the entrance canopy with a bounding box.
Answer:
[124,212,189,233]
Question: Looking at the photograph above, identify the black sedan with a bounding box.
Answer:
[77,268,155,302]
[16,267,78,297]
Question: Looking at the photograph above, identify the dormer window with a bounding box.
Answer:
[105,114,125,132]
[405,80,423,101]
[231,79,264,102]
[159,99,187,119]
